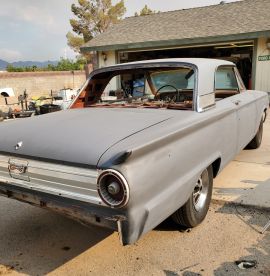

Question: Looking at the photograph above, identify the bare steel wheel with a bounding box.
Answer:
[193,172,209,212]
[172,166,213,228]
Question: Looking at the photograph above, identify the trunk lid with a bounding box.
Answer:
[0,108,171,166]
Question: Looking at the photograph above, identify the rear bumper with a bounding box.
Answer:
[0,182,128,244]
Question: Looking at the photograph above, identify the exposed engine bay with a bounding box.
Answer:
[71,67,195,110]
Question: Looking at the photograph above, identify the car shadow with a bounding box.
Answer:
[0,197,113,275]
[155,217,190,233]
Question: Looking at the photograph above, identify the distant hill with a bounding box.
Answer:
[0,59,8,70]
[0,60,58,70]
[12,60,58,68]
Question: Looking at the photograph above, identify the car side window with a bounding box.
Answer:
[215,66,239,100]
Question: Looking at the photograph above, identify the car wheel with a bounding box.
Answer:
[246,119,263,149]
[171,166,213,228]
[0,109,3,122]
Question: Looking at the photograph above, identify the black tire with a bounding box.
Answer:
[0,110,3,122]
[246,119,263,149]
[171,166,213,228]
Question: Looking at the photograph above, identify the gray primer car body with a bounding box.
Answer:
[0,59,268,245]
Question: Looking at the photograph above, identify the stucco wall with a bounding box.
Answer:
[255,37,270,92]
[0,71,86,111]
[98,50,117,68]
[98,51,118,92]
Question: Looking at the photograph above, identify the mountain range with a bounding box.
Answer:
[0,59,58,70]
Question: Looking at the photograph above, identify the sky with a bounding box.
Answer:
[0,0,239,62]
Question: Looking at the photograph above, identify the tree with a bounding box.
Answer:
[135,5,157,16]
[66,32,85,53]
[67,0,126,53]
[6,58,87,72]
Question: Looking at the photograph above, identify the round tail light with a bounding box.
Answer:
[97,170,129,208]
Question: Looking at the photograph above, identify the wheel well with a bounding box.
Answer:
[211,158,221,178]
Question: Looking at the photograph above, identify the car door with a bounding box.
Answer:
[215,66,256,153]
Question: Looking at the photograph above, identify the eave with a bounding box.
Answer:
[80,30,270,52]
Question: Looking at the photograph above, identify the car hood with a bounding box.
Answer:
[0,108,171,166]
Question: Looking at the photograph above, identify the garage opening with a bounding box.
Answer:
[119,41,254,89]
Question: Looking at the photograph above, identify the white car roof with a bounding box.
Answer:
[113,58,235,68]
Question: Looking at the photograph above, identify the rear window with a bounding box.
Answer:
[150,69,195,92]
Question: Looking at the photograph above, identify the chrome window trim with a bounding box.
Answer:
[197,92,216,113]
[234,67,247,92]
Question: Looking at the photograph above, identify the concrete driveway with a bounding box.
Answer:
[0,200,269,276]
[0,118,269,276]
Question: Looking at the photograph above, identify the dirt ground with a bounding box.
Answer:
[0,197,269,276]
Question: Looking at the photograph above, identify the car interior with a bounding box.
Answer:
[71,67,195,110]
[71,65,245,110]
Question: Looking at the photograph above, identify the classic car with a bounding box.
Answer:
[0,59,268,245]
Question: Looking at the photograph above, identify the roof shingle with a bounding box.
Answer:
[82,0,270,51]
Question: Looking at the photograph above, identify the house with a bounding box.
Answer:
[81,0,270,94]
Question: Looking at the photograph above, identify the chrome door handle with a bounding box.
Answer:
[233,100,241,106]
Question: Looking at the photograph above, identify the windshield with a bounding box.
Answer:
[71,66,195,110]
[151,69,194,92]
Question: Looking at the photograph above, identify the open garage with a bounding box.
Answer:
[118,41,253,88]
